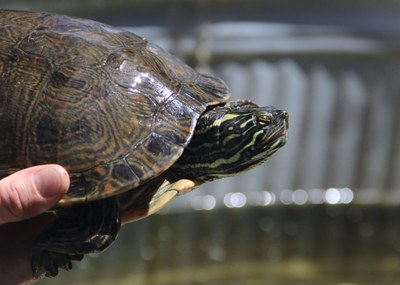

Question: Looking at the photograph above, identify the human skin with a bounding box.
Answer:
[0,165,69,285]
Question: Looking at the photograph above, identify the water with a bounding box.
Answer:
[38,203,400,285]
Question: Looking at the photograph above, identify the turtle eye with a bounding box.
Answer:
[256,113,273,126]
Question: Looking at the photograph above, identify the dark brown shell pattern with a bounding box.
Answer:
[0,10,230,202]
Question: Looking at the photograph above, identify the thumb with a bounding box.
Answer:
[0,165,70,224]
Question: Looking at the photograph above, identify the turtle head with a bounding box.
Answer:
[171,100,288,181]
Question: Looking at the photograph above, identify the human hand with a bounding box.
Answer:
[0,165,69,285]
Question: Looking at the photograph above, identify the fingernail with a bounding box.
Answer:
[33,167,68,198]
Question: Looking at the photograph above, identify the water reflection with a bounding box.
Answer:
[189,187,354,212]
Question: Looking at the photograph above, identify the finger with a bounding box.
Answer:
[0,165,70,224]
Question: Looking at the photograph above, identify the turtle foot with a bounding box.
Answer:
[31,198,121,277]
[31,249,83,277]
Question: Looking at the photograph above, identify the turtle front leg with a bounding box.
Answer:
[31,198,121,277]
[119,178,200,224]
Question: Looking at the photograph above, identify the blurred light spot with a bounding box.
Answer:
[203,195,217,210]
[340,187,354,204]
[309,188,324,204]
[293,189,308,205]
[263,191,276,205]
[158,226,173,241]
[140,246,156,261]
[280,189,293,205]
[224,192,247,208]
[191,195,217,211]
[191,196,204,211]
[207,245,226,261]
[248,191,276,206]
[325,188,341,204]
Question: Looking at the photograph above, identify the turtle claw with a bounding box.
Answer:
[32,249,83,277]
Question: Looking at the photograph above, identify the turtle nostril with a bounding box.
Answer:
[272,109,288,120]
[279,110,289,127]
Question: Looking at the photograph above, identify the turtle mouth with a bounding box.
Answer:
[256,111,288,159]
[273,121,288,145]
[259,129,287,158]
[271,131,287,148]
[265,109,288,146]
[270,132,287,153]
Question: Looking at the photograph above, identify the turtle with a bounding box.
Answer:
[0,9,288,277]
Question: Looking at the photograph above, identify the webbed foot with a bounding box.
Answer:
[31,198,120,277]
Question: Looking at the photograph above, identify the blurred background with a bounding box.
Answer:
[1,0,400,284]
